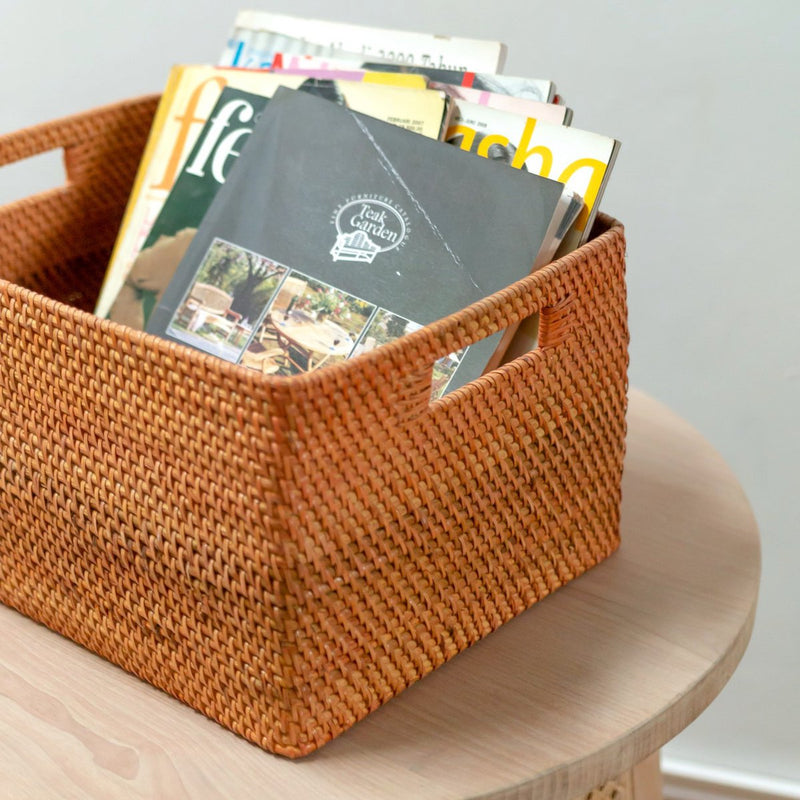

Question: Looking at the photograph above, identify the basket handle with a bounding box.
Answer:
[392,259,579,372]
[0,111,91,197]
[0,95,159,191]
[343,257,581,418]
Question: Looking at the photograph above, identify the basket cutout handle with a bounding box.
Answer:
[337,271,580,421]
[0,148,68,206]
[416,264,578,365]
[0,114,91,203]
[499,293,576,364]
[0,95,159,207]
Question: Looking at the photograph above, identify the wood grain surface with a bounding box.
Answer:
[0,389,760,799]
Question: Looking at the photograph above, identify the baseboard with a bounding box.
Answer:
[662,758,800,800]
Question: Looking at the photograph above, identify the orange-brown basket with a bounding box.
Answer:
[0,96,628,757]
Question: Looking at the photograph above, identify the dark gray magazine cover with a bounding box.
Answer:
[147,87,567,396]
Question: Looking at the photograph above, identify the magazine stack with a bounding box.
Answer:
[95,9,620,398]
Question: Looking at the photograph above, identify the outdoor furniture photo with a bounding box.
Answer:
[177,282,242,339]
[269,309,355,372]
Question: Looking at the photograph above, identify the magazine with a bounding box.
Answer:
[219,10,507,72]
[447,101,620,254]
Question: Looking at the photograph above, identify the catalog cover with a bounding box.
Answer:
[447,101,620,253]
[147,89,569,397]
[220,10,507,72]
[94,64,429,319]
[108,82,451,330]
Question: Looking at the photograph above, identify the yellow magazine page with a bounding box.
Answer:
[360,72,427,88]
[94,65,185,317]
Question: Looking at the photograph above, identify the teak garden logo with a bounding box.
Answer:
[330,194,409,264]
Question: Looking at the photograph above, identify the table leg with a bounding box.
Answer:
[631,753,663,800]
[578,752,662,800]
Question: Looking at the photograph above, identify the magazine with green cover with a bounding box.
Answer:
[147,88,571,397]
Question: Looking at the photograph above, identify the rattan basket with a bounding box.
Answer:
[0,96,628,757]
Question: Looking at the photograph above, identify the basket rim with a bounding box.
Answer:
[0,199,622,399]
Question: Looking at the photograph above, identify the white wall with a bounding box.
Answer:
[1,0,798,787]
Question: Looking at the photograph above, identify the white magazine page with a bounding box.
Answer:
[220,10,507,72]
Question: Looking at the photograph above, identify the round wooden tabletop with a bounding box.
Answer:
[0,389,760,799]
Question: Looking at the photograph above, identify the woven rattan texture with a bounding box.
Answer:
[0,98,629,757]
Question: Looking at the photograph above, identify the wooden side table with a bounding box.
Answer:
[0,389,760,799]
